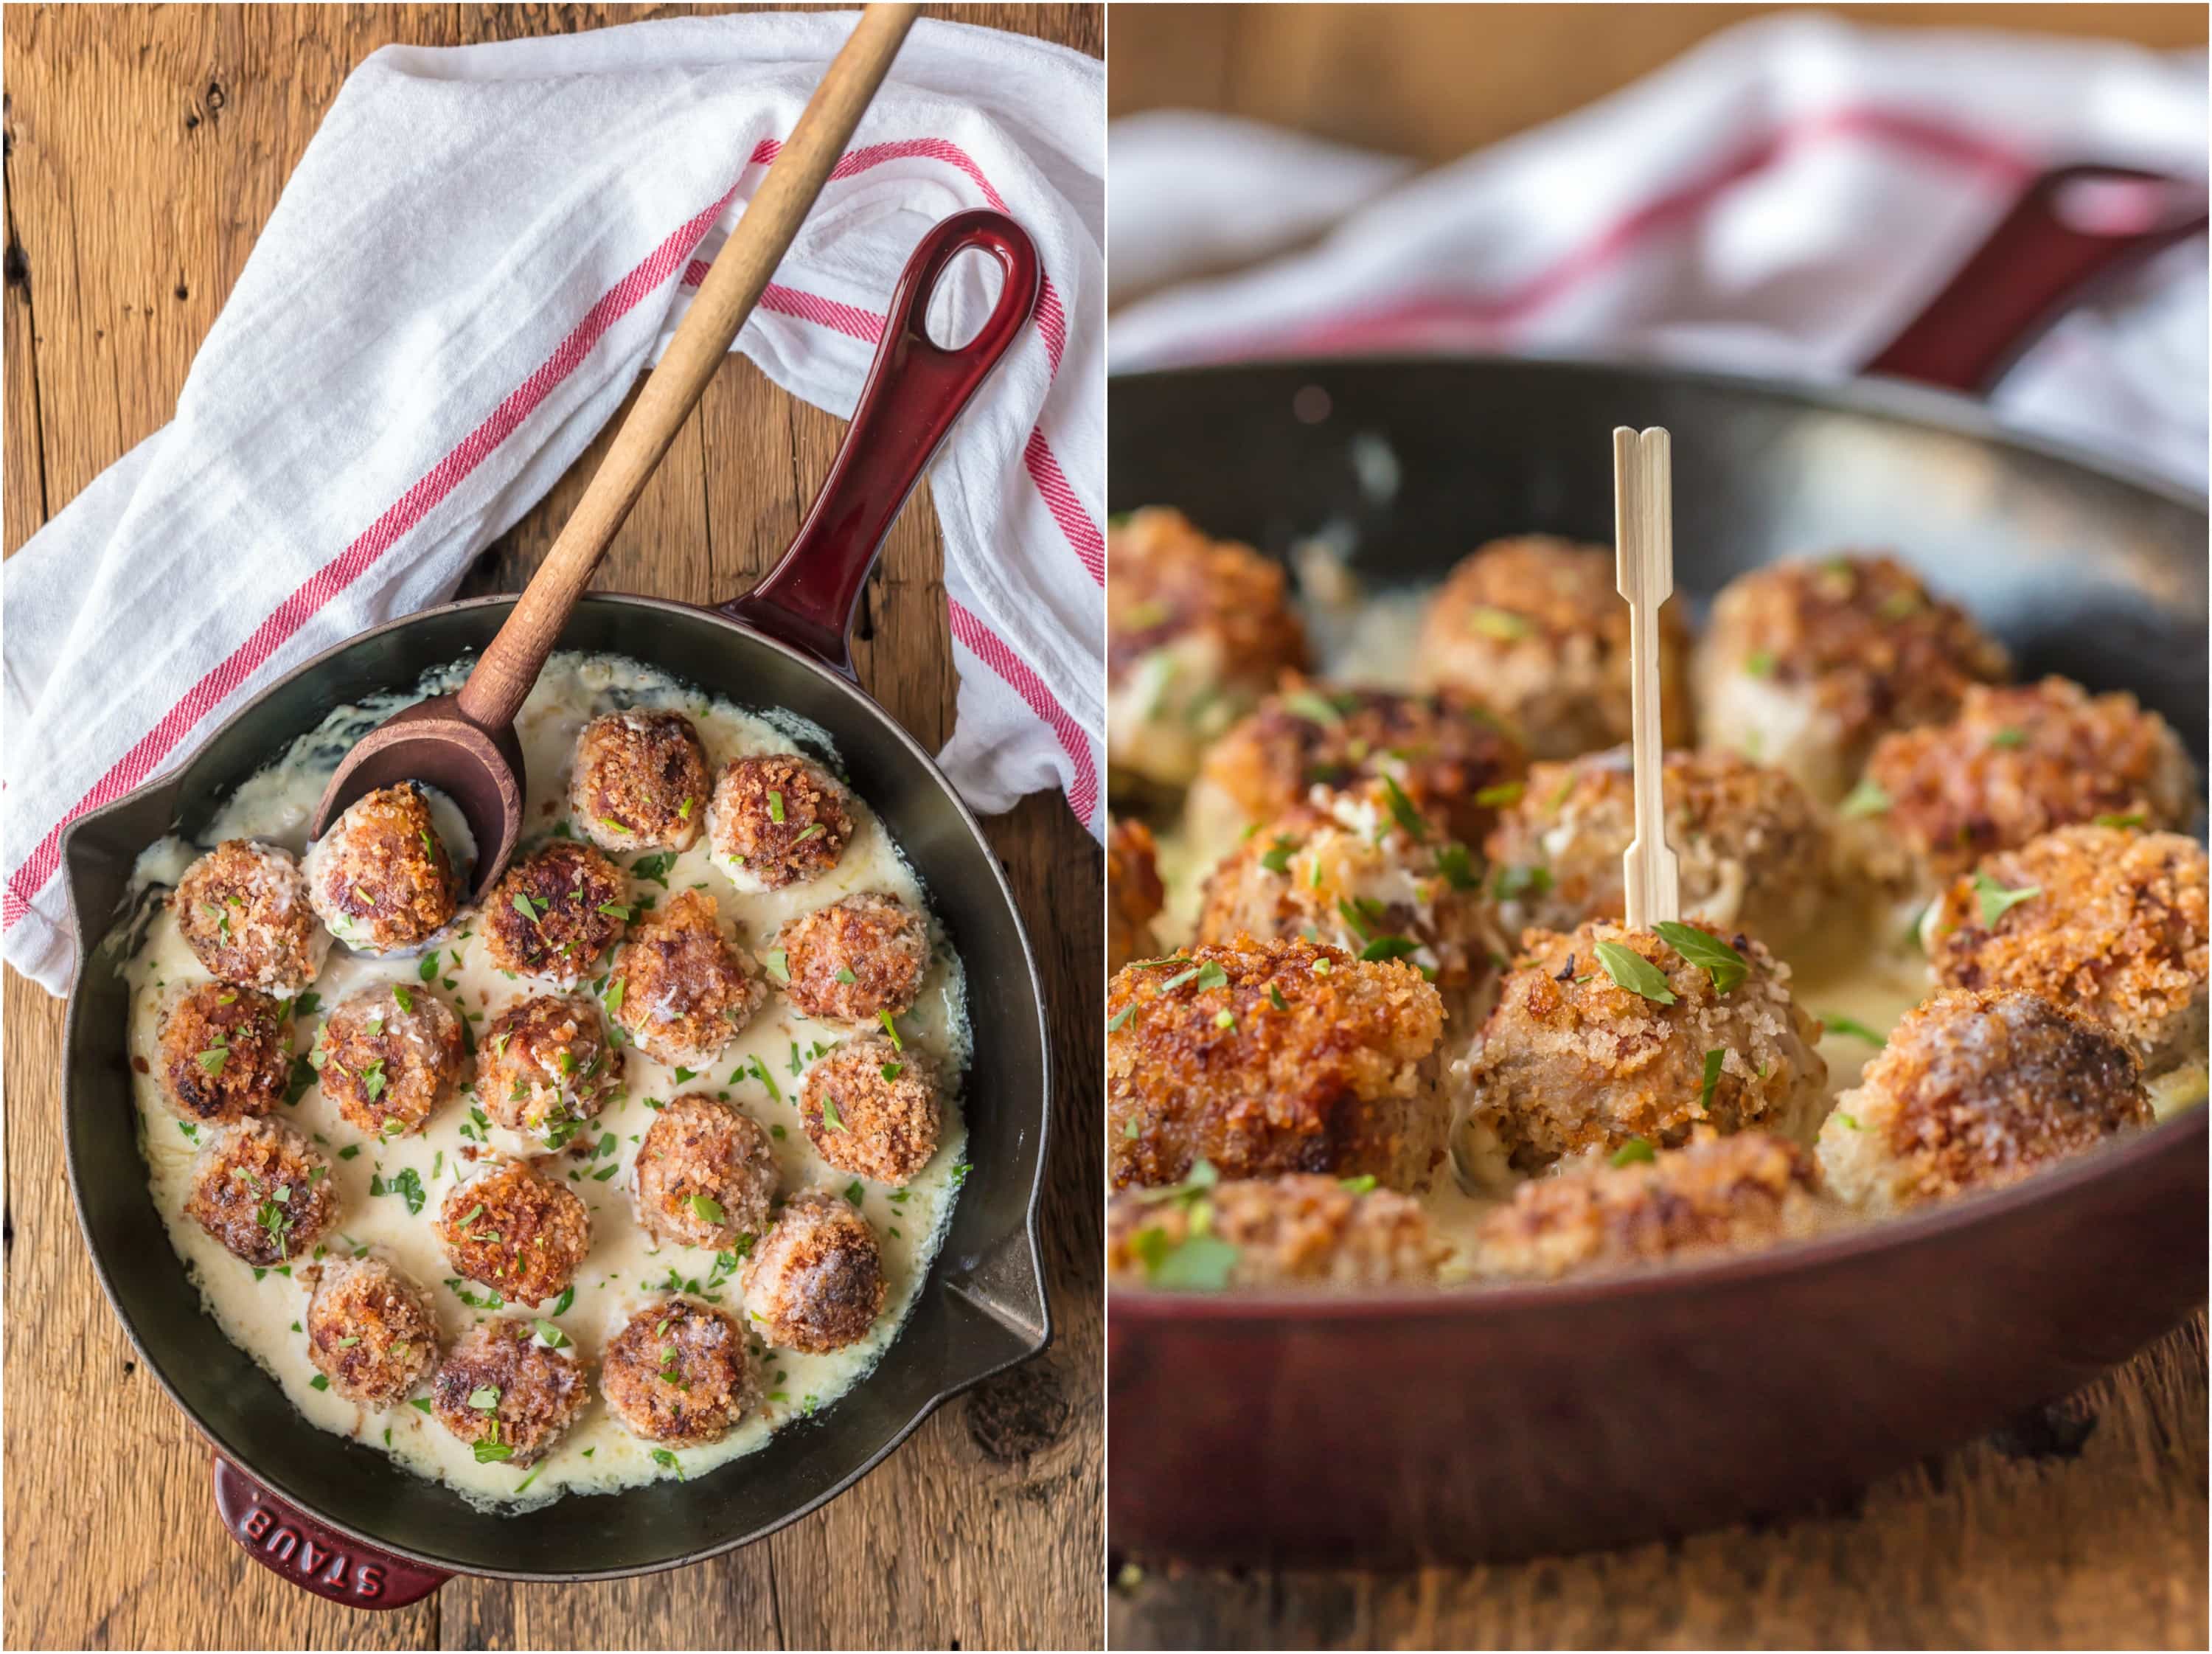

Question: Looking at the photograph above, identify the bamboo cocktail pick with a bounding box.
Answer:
[1614,425,1680,932]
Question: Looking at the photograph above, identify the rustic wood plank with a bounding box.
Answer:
[1111,1317,2208,1650]
[3,5,1101,1649]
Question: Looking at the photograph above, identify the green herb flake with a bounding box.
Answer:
[1610,1136,1658,1167]
[1973,872,2043,928]
[1652,920,1748,995]
[1838,779,1891,819]
[1592,940,1677,1005]
[1468,605,1532,641]
[1821,1012,1887,1047]
[1697,1048,1724,1113]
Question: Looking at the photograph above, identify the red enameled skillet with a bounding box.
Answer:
[1107,166,2211,1564]
[61,210,1055,1604]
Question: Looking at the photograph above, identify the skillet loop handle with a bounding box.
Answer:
[1865,164,2207,397]
[212,1456,449,1610]
[723,208,1043,679]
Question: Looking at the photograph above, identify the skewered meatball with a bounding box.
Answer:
[1192,782,1503,1012]
[1414,536,1690,761]
[569,709,710,852]
[1694,553,2009,803]
[1817,988,2150,1214]
[1483,746,1834,956]
[304,784,460,953]
[708,753,854,892]
[600,1299,757,1447]
[480,840,628,987]
[771,892,929,1024]
[476,993,620,1144]
[173,840,327,995]
[184,1118,338,1267]
[1107,507,1309,790]
[431,1317,589,1467]
[606,890,767,1063]
[742,1190,887,1354]
[1107,1172,1449,1290]
[159,982,291,1125]
[1186,682,1527,853]
[1107,937,1448,1192]
[305,1256,439,1408]
[1927,826,2207,1097]
[1472,1132,1834,1281]
[437,1159,591,1307]
[1456,918,1828,1189]
[313,983,466,1139]
[1859,677,2197,892]
[800,1037,942,1186]
[633,1094,779,1250]
[1107,817,1165,976]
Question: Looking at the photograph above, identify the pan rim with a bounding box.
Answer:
[59,590,1056,1582]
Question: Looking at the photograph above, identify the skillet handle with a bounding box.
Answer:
[722,209,1042,679]
[1865,164,2206,397]
[212,1456,449,1610]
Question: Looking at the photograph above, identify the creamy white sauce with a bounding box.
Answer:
[125,652,970,1511]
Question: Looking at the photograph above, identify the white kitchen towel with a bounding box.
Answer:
[2,11,1105,995]
[1109,12,2208,490]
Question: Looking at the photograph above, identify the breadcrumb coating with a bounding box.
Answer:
[159,982,291,1125]
[480,839,628,987]
[1107,1173,1449,1289]
[431,1318,588,1466]
[742,1190,887,1354]
[1927,826,2207,1077]
[1863,677,2196,888]
[608,889,767,1062]
[771,892,928,1024]
[708,754,854,892]
[1817,988,2149,1214]
[799,1036,942,1186]
[316,982,467,1138]
[305,784,459,953]
[1106,936,1448,1191]
[1458,919,1828,1184]
[600,1299,757,1446]
[305,1256,439,1408]
[436,1158,591,1307]
[184,1118,338,1266]
[1694,553,2008,800]
[1483,746,1834,954]
[1107,817,1166,976]
[1472,1131,1834,1280]
[174,840,327,994]
[1414,536,1691,760]
[569,710,710,852]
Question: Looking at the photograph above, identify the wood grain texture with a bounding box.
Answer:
[1111,1317,2209,1651]
[1107,3,2211,164]
[0,5,1102,1650]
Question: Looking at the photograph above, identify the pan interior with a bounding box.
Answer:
[64,597,1049,1578]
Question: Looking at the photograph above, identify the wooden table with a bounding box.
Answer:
[1,6,1102,1648]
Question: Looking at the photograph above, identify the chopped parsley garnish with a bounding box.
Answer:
[1127,1224,1237,1290]
[1359,937,1421,964]
[1468,605,1531,641]
[1744,649,1777,678]
[1107,1002,1136,1032]
[762,949,791,984]
[1989,727,2026,748]
[2094,811,2147,830]
[842,1181,865,1208]
[1653,921,1747,995]
[1610,1136,1657,1167]
[767,790,786,824]
[689,1194,727,1224]
[877,1011,903,1049]
[1821,1012,1887,1047]
[1972,872,2042,928]
[1379,775,1428,842]
[880,1062,904,1082]
[833,967,858,985]
[631,852,677,888]
[1339,1175,1377,1195]
[1493,863,1552,903]
[1838,779,1891,818]
[1474,781,1523,808]
[1435,842,1480,891]
[1697,1048,1724,1113]
[1592,940,1677,1004]
[746,1054,782,1103]
[1258,835,1299,875]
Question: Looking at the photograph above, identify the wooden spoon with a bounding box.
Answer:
[1613,424,1680,931]
[310,1,920,897]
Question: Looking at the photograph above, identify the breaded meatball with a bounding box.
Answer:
[1484,746,1834,956]
[606,889,768,1064]
[1107,507,1310,790]
[184,1118,338,1266]
[173,840,328,995]
[600,1299,757,1446]
[1927,826,2207,1084]
[1107,816,1165,976]
[437,1159,591,1307]
[633,1094,779,1250]
[1473,1132,1834,1281]
[1107,1172,1449,1289]
[742,1189,887,1354]
[1458,919,1828,1188]
[1860,677,2197,891]
[771,892,928,1025]
[480,840,627,987]
[305,1256,439,1408]
[159,982,291,1125]
[1192,782,1503,1011]
[708,753,854,892]
[304,784,460,953]
[1694,554,2009,803]
[1818,988,2150,1214]
[1414,536,1691,762]
[569,709,710,852]
[800,1036,942,1186]
[1185,682,1528,854]
[431,1317,588,1467]
[476,993,621,1144]
[313,983,466,1139]
[1107,937,1448,1192]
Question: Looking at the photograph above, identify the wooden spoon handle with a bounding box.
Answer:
[1614,424,1680,932]
[456,1,920,732]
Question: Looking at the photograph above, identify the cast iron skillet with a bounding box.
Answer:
[1107,167,2211,1564]
[61,211,1054,1605]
